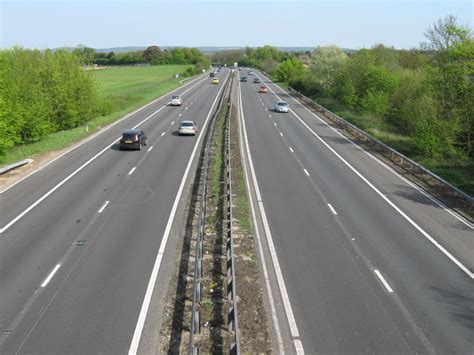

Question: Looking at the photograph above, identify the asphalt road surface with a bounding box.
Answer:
[237,70,473,354]
[0,69,230,354]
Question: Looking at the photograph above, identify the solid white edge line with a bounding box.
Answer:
[147,146,154,152]
[0,75,211,234]
[303,169,310,176]
[0,73,208,195]
[237,78,285,354]
[128,71,231,355]
[40,264,61,288]
[257,72,474,280]
[128,167,136,176]
[239,76,303,344]
[332,127,474,229]
[328,203,338,215]
[374,269,394,293]
[294,339,305,355]
[98,200,109,214]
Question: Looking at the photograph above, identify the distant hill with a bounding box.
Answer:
[55,46,355,54]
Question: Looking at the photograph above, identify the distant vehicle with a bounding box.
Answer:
[233,62,238,68]
[259,86,268,93]
[170,95,182,106]
[275,101,289,113]
[119,129,147,150]
[210,72,215,77]
[178,120,198,136]
[249,71,254,75]
[212,77,220,84]
[241,76,248,82]
[253,77,260,83]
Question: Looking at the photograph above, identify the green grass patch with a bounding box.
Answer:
[1,65,194,166]
[210,106,228,203]
[234,168,251,234]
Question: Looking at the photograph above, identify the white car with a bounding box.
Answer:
[170,95,183,106]
[275,101,289,113]
[178,120,198,136]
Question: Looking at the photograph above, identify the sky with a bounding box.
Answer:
[1,0,473,50]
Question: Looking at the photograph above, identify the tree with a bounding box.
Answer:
[143,45,162,62]
[423,15,473,156]
[276,57,304,83]
[423,15,471,53]
[72,45,96,65]
[305,46,348,95]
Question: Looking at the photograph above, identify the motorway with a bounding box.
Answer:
[237,70,474,354]
[0,69,230,354]
[1,64,473,355]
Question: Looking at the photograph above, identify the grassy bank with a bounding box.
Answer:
[0,65,193,166]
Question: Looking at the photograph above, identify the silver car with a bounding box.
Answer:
[275,101,289,113]
[170,95,183,106]
[178,120,198,136]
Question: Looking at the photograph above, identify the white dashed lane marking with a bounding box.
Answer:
[41,264,61,288]
[374,269,394,293]
[98,200,110,213]
[328,203,338,215]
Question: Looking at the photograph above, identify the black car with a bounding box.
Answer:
[253,78,260,83]
[119,129,147,150]
[241,76,248,82]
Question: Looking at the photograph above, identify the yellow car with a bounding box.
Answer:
[212,78,220,84]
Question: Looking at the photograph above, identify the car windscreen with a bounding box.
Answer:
[172,96,179,100]
[277,102,288,106]
[122,133,137,140]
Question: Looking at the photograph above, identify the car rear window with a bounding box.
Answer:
[278,102,288,106]
[181,122,194,127]
[172,96,179,99]
[122,133,137,140]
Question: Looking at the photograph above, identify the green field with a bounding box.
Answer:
[1,65,194,166]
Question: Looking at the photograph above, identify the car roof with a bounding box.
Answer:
[123,129,141,134]
[180,120,195,124]
[277,101,288,104]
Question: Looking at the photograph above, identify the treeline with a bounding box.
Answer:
[73,45,210,69]
[232,16,473,161]
[0,48,105,154]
